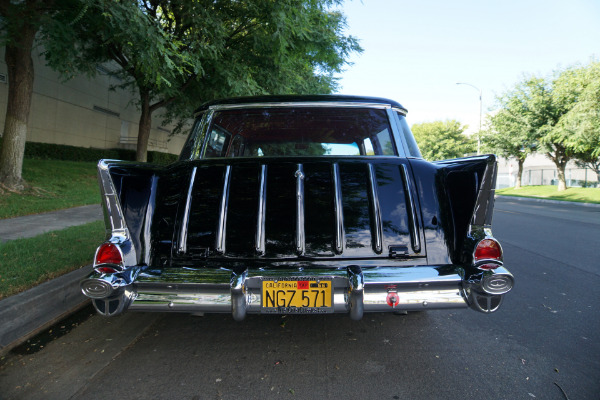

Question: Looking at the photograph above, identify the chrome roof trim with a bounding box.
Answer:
[392,106,407,116]
[208,102,398,111]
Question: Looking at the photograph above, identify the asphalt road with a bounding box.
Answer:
[1,197,599,400]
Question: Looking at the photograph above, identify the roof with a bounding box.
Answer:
[195,94,407,113]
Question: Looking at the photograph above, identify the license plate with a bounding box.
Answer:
[262,278,333,313]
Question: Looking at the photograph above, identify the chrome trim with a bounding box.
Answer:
[123,266,470,317]
[332,163,345,254]
[178,167,197,254]
[97,160,130,242]
[81,266,141,299]
[143,175,158,264]
[391,106,407,116]
[295,164,305,255]
[386,108,407,158]
[401,164,422,253]
[208,102,394,111]
[255,164,267,255]
[198,110,215,159]
[471,157,497,228]
[367,163,383,254]
[216,165,232,254]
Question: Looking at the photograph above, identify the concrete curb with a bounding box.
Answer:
[496,195,600,208]
[0,264,93,356]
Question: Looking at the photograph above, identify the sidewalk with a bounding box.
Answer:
[0,205,102,355]
[0,204,103,243]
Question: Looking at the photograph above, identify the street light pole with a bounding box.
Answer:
[456,82,482,155]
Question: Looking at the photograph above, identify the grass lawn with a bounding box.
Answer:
[0,220,105,299]
[496,185,600,204]
[0,159,100,219]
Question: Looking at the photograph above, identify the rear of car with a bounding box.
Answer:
[81,95,513,319]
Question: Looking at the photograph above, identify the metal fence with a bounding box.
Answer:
[497,167,599,189]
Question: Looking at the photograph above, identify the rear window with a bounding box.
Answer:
[201,107,396,158]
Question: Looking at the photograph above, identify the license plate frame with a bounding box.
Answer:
[261,277,333,314]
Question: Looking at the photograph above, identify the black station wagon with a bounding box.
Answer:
[81,95,514,320]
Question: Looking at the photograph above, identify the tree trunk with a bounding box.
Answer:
[136,90,151,162]
[547,146,570,191]
[515,158,524,189]
[556,165,567,191]
[0,24,36,191]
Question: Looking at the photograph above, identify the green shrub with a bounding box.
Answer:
[0,137,178,165]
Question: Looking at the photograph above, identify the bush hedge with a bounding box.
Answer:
[0,137,179,165]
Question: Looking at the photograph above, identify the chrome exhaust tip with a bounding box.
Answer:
[468,291,503,313]
[91,290,135,317]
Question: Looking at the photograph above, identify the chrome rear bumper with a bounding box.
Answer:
[81,265,513,319]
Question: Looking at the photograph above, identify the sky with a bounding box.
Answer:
[335,0,600,133]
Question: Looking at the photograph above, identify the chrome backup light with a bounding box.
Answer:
[481,273,514,295]
[81,278,115,299]
[93,242,124,273]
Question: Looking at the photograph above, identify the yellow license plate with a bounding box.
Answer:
[262,279,332,313]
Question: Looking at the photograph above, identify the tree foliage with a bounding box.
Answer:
[47,0,361,162]
[553,62,600,182]
[411,120,475,161]
[484,61,600,191]
[0,0,89,191]
[482,77,548,188]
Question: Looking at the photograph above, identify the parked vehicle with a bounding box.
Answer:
[81,95,513,320]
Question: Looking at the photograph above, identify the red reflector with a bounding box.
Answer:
[478,263,500,271]
[474,239,502,261]
[95,243,122,266]
[96,266,119,274]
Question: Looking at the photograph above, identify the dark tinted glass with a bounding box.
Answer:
[202,107,396,158]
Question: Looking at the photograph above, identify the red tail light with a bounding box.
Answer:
[94,243,123,270]
[474,239,502,261]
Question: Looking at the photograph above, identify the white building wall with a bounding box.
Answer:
[496,153,598,188]
[0,46,188,156]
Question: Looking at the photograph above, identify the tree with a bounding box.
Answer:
[51,0,361,162]
[411,120,475,161]
[555,62,600,183]
[0,0,90,191]
[482,77,545,188]
[487,67,600,191]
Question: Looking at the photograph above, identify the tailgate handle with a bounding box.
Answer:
[389,245,409,258]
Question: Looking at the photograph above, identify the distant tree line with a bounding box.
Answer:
[0,0,361,192]
[410,61,600,192]
[482,61,600,191]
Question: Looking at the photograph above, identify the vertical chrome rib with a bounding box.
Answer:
[216,165,232,254]
[332,163,345,254]
[367,163,383,254]
[178,167,197,254]
[401,164,421,253]
[295,164,305,255]
[255,164,267,255]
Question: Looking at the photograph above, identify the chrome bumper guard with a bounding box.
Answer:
[81,265,513,319]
